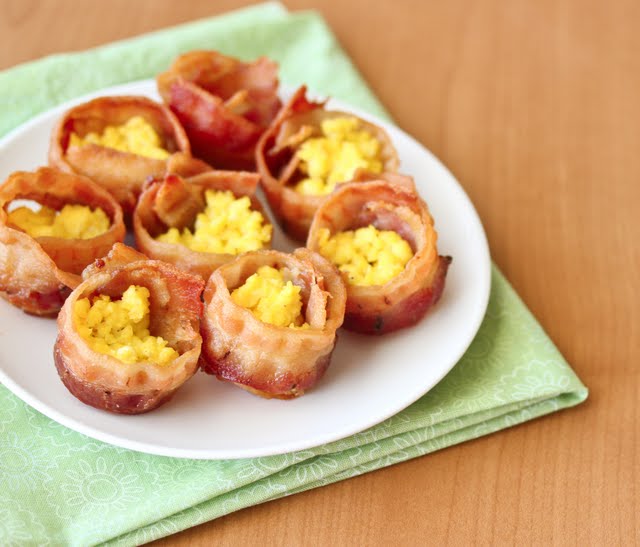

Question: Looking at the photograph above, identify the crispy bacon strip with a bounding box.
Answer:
[157,51,282,170]
[0,168,125,316]
[48,95,192,214]
[164,151,213,178]
[256,86,400,242]
[200,248,346,399]
[54,243,204,414]
[133,167,270,281]
[307,176,451,335]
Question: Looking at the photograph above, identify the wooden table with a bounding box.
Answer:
[1,0,637,544]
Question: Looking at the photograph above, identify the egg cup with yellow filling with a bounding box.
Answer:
[54,244,204,414]
[256,86,400,241]
[0,167,125,316]
[49,95,191,213]
[307,174,451,335]
[157,50,282,170]
[133,161,272,280]
[200,248,346,399]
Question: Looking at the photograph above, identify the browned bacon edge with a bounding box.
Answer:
[199,340,336,400]
[54,244,204,414]
[256,85,400,242]
[133,169,269,281]
[199,248,346,399]
[344,255,451,335]
[0,167,126,316]
[48,95,191,214]
[1,286,72,318]
[157,51,282,170]
[306,177,450,335]
[54,344,179,414]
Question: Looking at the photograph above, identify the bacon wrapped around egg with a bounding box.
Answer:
[306,174,451,335]
[157,50,282,170]
[133,160,273,281]
[54,244,204,414]
[49,95,191,213]
[200,248,346,399]
[0,167,125,316]
[256,86,400,241]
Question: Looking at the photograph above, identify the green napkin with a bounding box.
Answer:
[0,3,587,545]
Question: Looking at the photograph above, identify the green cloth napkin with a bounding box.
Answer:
[0,3,587,545]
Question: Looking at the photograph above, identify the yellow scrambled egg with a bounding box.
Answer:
[317,225,413,286]
[69,116,170,160]
[231,266,308,328]
[8,204,110,239]
[73,285,178,365]
[295,116,383,195]
[156,190,272,254]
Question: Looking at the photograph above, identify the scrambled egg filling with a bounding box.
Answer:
[73,285,178,365]
[317,225,413,286]
[231,266,308,328]
[295,117,383,196]
[156,190,272,254]
[8,204,110,239]
[69,116,170,160]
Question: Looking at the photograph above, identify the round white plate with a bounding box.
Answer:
[0,80,490,459]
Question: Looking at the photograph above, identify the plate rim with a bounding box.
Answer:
[0,79,491,459]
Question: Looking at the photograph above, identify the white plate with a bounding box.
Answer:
[0,80,490,459]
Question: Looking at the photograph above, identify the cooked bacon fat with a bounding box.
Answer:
[134,166,272,281]
[0,168,125,316]
[157,51,282,170]
[49,95,191,213]
[307,175,450,334]
[256,86,400,241]
[54,244,203,414]
[200,248,346,399]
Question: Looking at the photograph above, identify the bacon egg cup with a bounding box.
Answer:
[200,248,346,399]
[48,95,191,213]
[0,167,125,316]
[306,175,451,335]
[133,166,272,281]
[54,244,204,414]
[157,50,282,170]
[256,86,400,241]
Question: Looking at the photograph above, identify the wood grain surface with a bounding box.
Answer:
[1,0,638,545]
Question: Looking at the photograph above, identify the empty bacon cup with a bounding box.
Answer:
[307,175,450,335]
[0,168,125,316]
[133,166,272,281]
[256,86,399,241]
[54,244,204,414]
[157,50,282,170]
[200,248,346,399]
[49,95,191,213]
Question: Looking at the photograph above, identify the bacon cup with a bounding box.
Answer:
[54,244,204,414]
[307,175,451,335]
[133,165,272,281]
[157,50,282,170]
[200,248,346,399]
[256,86,400,242]
[49,95,191,213]
[0,168,125,316]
